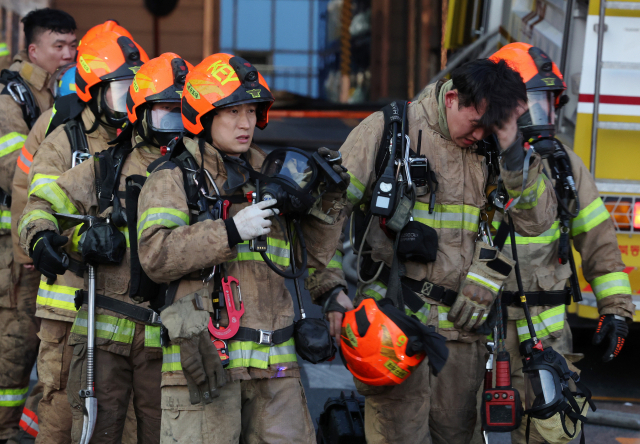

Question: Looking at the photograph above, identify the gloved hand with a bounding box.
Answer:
[318,147,350,191]
[177,329,227,404]
[448,284,494,331]
[232,199,279,241]
[30,231,69,280]
[593,314,629,362]
[448,241,514,331]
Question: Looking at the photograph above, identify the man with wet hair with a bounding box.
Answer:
[307,58,558,444]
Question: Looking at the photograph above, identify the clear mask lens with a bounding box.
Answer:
[150,103,183,132]
[104,79,133,117]
[262,149,316,191]
[524,367,560,413]
[527,91,555,126]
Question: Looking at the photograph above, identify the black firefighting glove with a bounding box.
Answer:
[30,231,69,280]
[319,286,348,315]
[178,329,227,404]
[593,314,629,362]
[318,147,350,191]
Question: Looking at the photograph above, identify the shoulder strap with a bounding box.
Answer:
[63,118,89,156]
[94,143,132,214]
[375,101,407,178]
[47,94,86,136]
[0,69,41,130]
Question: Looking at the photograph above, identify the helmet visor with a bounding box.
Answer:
[526,91,555,126]
[149,102,183,132]
[261,149,316,191]
[104,79,133,117]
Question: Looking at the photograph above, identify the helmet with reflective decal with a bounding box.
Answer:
[126,52,193,146]
[78,20,137,53]
[75,31,149,103]
[181,53,274,135]
[340,298,427,386]
[489,42,566,106]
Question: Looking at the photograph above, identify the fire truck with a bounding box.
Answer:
[460,0,640,323]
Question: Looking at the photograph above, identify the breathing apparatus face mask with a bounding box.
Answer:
[521,345,593,442]
[144,102,183,147]
[259,147,320,215]
[517,90,559,141]
[101,78,133,126]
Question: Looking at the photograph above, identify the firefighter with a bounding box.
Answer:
[484,43,634,444]
[0,9,76,443]
[307,58,560,444]
[20,51,188,444]
[18,30,147,443]
[136,53,347,443]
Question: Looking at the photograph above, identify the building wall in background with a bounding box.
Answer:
[52,0,208,65]
[219,0,326,98]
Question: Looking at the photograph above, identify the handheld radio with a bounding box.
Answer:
[249,179,268,252]
[370,102,403,217]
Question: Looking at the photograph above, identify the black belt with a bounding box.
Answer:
[75,290,162,325]
[67,257,87,277]
[501,289,572,307]
[232,325,294,346]
[370,265,458,311]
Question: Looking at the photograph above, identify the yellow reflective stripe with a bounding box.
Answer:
[0,386,29,407]
[516,305,565,341]
[45,104,56,135]
[227,338,297,369]
[413,203,480,232]
[71,310,136,344]
[230,238,291,267]
[492,220,561,245]
[328,250,344,269]
[29,174,59,196]
[36,279,79,311]
[347,172,365,205]
[360,280,431,324]
[137,207,189,238]
[32,182,78,216]
[308,251,344,275]
[0,132,26,158]
[591,272,632,300]
[437,306,454,329]
[0,43,9,57]
[118,225,130,248]
[571,198,610,236]
[506,175,546,210]
[70,224,84,252]
[0,210,10,229]
[145,325,161,348]
[19,210,59,236]
[466,272,500,292]
[162,345,182,372]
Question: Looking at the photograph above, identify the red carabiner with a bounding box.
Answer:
[208,275,245,340]
[222,200,231,220]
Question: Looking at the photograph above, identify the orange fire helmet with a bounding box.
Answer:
[78,20,133,50]
[126,52,193,124]
[489,42,566,107]
[181,53,274,135]
[340,298,448,386]
[75,31,149,104]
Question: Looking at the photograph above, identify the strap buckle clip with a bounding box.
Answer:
[149,311,162,325]
[258,329,273,345]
